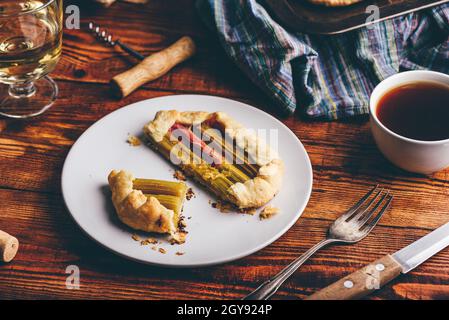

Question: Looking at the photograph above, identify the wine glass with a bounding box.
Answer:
[0,0,63,119]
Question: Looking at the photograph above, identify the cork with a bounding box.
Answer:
[0,230,19,263]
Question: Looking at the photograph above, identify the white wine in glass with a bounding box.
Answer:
[0,0,63,118]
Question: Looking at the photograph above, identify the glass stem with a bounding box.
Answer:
[8,82,37,98]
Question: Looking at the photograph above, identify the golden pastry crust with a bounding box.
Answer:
[108,170,181,241]
[143,111,284,208]
[228,159,284,208]
[306,0,362,6]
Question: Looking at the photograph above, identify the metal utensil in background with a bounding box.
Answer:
[307,221,449,300]
[87,22,196,98]
[88,22,145,60]
[244,185,393,300]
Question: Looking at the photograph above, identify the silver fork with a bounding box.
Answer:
[243,185,393,300]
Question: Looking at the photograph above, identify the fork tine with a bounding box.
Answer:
[340,185,379,221]
[356,190,389,227]
[360,195,393,233]
[350,188,384,222]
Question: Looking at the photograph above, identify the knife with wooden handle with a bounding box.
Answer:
[307,221,449,300]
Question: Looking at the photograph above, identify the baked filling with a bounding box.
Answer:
[133,178,187,220]
[154,123,256,204]
[144,111,284,209]
[108,170,187,243]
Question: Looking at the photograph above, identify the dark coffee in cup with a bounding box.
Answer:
[376,81,449,141]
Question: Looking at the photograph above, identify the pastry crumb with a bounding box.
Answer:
[260,206,279,220]
[239,207,257,215]
[170,231,187,245]
[173,170,186,181]
[159,248,166,254]
[211,200,255,214]
[131,234,141,241]
[211,201,234,213]
[177,216,187,233]
[178,219,187,229]
[141,238,158,246]
[151,246,157,251]
[127,134,141,146]
[176,252,185,256]
[186,187,195,200]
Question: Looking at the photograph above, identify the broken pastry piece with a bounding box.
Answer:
[143,111,284,209]
[260,206,279,220]
[108,170,187,243]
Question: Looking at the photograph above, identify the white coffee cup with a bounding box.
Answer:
[370,70,449,174]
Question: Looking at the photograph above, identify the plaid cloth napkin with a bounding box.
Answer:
[196,0,449,119]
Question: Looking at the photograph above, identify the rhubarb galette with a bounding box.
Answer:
[108,170,187,243]
[143,111,284,209]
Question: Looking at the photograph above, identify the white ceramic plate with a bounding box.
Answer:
[62,95,313,267]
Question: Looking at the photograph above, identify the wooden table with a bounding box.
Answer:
[1,0,449,300]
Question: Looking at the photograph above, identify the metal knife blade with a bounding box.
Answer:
[392,221,449,273]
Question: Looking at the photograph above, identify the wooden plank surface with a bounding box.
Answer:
[1,0,448,300]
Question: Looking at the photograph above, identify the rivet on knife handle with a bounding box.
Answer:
[111,36,196,98]
[306,254,402,300]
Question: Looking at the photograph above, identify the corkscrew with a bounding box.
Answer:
[86,21,196,99]
[87,22,144,60]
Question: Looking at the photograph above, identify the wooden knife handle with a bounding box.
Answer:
[111,36,196,98]
[306,255,402,300]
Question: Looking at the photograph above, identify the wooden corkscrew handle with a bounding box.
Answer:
[0,230,19,263]
[111,36,196,98]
